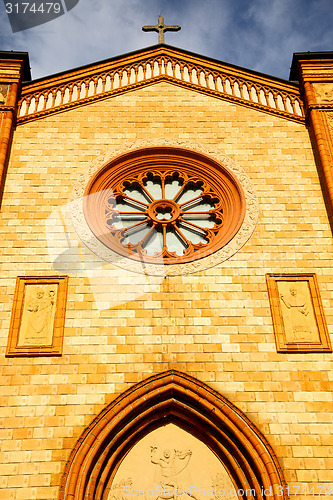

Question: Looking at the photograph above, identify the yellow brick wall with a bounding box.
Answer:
[0,82,332,500]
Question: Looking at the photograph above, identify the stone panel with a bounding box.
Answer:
[6,276,68,357]
[266,274,331,352]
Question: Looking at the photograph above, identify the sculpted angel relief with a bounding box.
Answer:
[150,446,196,500]
[108,424,235,500]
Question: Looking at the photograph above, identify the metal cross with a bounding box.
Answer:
[142,15,181,44]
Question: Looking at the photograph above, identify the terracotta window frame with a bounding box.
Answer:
[6,275,68,357]
[83,147,246,266]
[266,273,332,353]
[71,141,259,276]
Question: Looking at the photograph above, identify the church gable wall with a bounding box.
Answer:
[0,82,332,500]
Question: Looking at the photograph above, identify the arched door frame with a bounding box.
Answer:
[58,371,288,500]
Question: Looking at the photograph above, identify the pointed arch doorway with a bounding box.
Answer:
[58,371,288,500]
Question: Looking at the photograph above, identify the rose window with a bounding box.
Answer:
[105,170,223,261]
[83,147,246,266]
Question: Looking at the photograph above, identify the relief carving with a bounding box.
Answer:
[313,83,333,104]
[110,479,134,500]
[17,284,58,347]
[151,446,196,500]
[212,473,232,500]
[6,276,68,357]
[108,424,235,500]
[266,274,332,353]
[277,281,319,343]
[0,84,9,105]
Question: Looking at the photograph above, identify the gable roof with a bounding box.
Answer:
[18,45,304,124]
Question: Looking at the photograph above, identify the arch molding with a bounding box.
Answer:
[58,371,288,500]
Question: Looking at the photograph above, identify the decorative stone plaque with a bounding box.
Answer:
[108,424,235,500]
[266,274,332,353]
[6,276,68,357]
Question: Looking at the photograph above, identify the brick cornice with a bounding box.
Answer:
[18,46,304,124]
[293,60,333,84]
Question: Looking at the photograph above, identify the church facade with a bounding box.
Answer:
[0,45,333,500]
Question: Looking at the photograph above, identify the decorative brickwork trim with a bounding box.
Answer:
[18,47,304,124]
[58,371,288,500]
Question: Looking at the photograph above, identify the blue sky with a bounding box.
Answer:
[0,0,332,81]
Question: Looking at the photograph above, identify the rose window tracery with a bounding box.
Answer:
[82,147,249,267]
[105,170,224,261]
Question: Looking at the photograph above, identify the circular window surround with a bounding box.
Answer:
[71,139,259,276]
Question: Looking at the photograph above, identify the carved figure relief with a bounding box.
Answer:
[17,284,57,347]
[110,479,134,500]
[0,84,9,105]
[313,83,333,104]
[6,276,68,357]
[150,446,196,500]
[266,274,332,352]
[108,424,235,500]
[277,281,319,343]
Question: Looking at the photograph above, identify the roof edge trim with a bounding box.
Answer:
[26,44,298,88]
[18,46,304,124]
[0,51,31,81]
[289,51,333,81]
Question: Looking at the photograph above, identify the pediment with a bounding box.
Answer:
[18,45,304,124]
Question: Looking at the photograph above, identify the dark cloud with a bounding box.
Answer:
[0,0,332,80]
